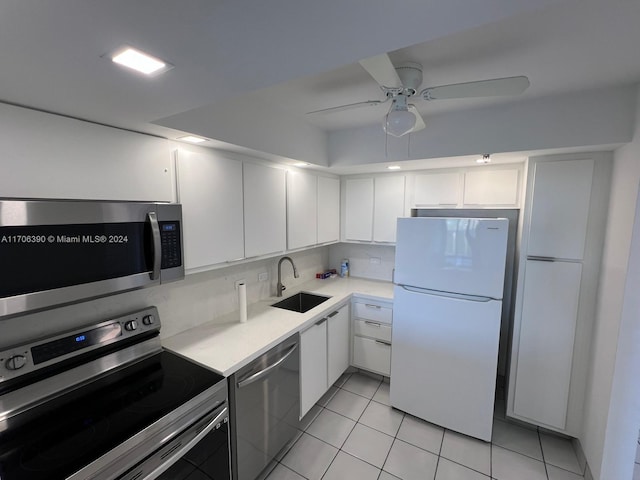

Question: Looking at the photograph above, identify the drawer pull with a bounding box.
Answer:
[327,311,339,318]
[365,304,382,309]
[375,340,391,347]
[364,321,381,327]
[315,318,327,326]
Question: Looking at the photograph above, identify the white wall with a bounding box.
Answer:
[0,247,329,348]
[328,86,636,167]
[329,243,396,282]
[581,87,640,479]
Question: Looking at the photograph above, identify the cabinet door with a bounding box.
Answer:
[464,169,519,206]
[413,173,460,207]
[528,159,594,260]
[345,178,374,241]
[373,176,405,243]
[327,305,350,386]
[176,150,244,270]
[300,320,328,418]
[244,163,287,258]
[513,260,582,429]
[287,171,318,249]
[317,176,340,244]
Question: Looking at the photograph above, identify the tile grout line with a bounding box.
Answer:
[537,426,551,480]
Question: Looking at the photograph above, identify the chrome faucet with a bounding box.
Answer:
[276,256,299,297]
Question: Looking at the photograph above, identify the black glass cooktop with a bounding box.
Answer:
[0,350,224,480]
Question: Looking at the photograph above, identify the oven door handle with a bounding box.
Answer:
[237,344,298,389]
[147,212,162,281]
[130,406,228,480]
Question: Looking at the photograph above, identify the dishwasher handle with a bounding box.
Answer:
[237,344,298,389]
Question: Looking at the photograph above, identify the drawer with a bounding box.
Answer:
[352,336,391,376]
[353,302,392,324]
[354,319,392,342]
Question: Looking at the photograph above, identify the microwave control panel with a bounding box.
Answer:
[159,221,182,269]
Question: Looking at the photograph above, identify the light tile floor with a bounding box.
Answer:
[265,372,586,480]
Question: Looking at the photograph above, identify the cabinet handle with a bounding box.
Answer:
[364,321,381,327]
[527,255,556,262]
[375,340,391,347]
[315,318,327,326]
[364,304,382,309]
[327,311,339,318]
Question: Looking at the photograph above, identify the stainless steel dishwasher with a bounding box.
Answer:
[229,333,300,480]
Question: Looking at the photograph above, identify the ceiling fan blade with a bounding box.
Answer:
[421,76,530,101]
[408,105,426,133]
[306,98,388,115]
[359,54,403,89]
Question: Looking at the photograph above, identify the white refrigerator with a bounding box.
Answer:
[390,217,509,441]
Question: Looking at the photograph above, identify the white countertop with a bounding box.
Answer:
[163,277,394,377]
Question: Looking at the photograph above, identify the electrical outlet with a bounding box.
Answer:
[370,257,381,265]
[258,272,269,282]
[234,279,246,289]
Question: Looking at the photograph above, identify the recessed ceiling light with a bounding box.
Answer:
[178,135,207,144]
[387,165,401,170]
[476,154,491,164]
[293,162,311,167]
[110,46,172,75]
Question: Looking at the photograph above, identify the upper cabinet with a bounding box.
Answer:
[345,178,375,241]
[176,150,244,271]
[527,160,594,260]
[463,169,520,207]
[244,162,287,258]
[317,176,340,244]
[373,176,406,243]
[413,173,461,207]
[344,176,405,243]
[287,171,318,250]
[409,166,522,209]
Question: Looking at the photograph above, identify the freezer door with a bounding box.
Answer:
[395,217,509,299]
[390,285,501,441]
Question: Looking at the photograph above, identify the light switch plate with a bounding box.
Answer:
[369,257,381,265]
[258,272,269,282]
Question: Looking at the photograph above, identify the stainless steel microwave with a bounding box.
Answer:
[0,199,184,318]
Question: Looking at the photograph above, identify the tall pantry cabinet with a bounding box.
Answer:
[507,153,612,436]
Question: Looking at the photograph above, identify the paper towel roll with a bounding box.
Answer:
[238,283,247,323]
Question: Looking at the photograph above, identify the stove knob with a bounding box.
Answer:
[142,314,155,326]
[124,320,138,332]
[6,355,27,371]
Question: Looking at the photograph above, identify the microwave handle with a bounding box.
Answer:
[147,212,162,280]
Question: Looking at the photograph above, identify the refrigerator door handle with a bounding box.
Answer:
[400,285,498,302]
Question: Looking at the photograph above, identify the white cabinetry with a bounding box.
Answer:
[463,169,520,206]
[300,318,328,418]
[413,173,461,207]
[507,153,611,436]
[287,171,318,250]
[373,176,405,243]
[351,298,393,376]
[300,303,350,418]
[176,150,244,271]
[317,176,340,244]
[244,162,287,258]
[344,176,405,243]
[345,178,374,241]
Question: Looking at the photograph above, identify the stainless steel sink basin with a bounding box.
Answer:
[271,292,331,313]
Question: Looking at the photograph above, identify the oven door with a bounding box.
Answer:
[118,403,231,480]
[0,200,183,317]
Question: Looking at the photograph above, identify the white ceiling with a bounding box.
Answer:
[1,0,639,168]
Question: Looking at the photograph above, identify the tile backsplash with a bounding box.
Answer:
[328,243,396,282]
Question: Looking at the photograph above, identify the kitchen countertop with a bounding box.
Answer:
[163,277,394,377]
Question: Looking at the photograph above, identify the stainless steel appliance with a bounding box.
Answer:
[0,306,229,480]
[0,199,184,318]
[229,334,300,480]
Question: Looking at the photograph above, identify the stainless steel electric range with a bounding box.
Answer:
[0,306,229,480]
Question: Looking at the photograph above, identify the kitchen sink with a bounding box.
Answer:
[271,292,331,313]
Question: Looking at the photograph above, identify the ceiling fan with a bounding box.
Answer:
[307,53,530,137]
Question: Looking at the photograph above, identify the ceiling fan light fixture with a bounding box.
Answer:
[385,108,416,137]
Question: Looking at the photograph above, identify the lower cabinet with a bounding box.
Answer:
[299,303,349,418]
[351,298,393,376]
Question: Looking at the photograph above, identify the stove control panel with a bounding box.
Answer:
[0,306,161,383]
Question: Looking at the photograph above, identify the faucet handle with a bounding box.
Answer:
[281,285,286,292]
